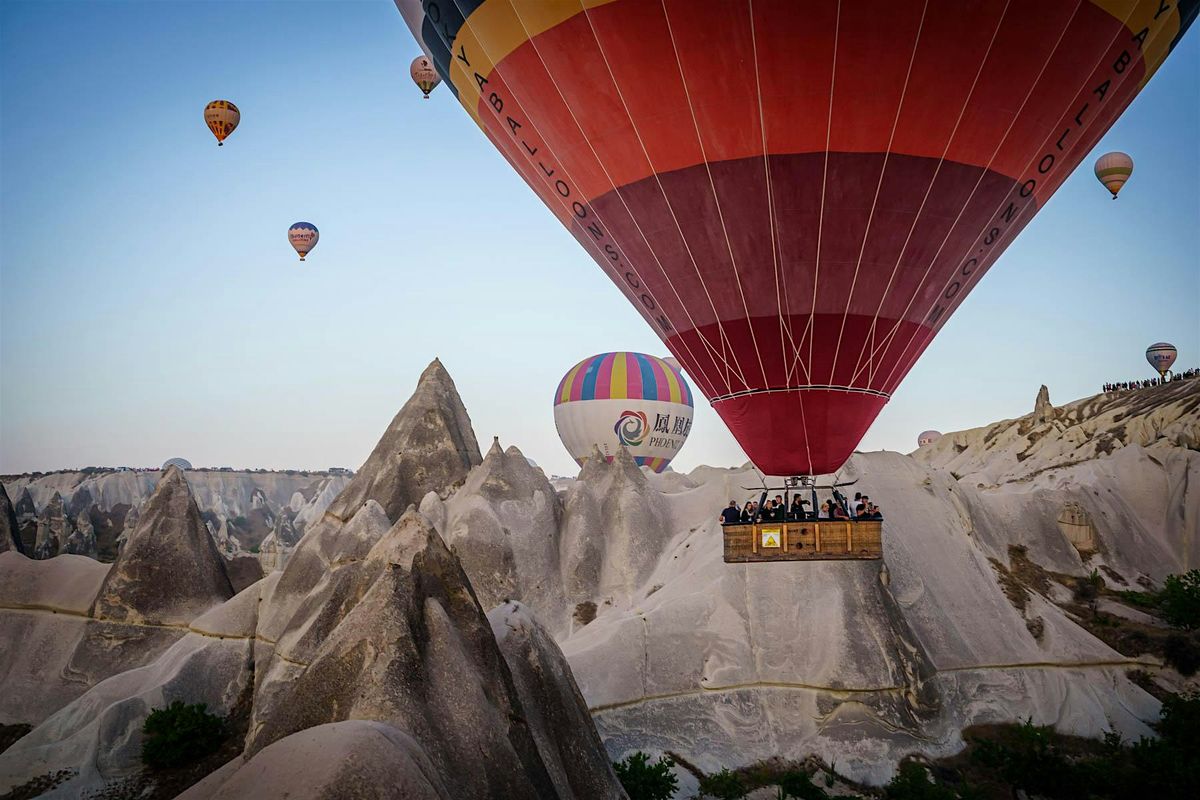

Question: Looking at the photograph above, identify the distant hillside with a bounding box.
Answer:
[2,469,352,562]
[913,378,1198,486]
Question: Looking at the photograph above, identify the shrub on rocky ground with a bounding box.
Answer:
[141,701,226,770]
[1163,632,1200,676]
[698,768,747,799]
[1160,570,1200,630]
[613,751,678,800]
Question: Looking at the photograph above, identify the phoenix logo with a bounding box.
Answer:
[613,410,648,446]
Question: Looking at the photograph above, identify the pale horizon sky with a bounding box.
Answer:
[1,2,1197,477]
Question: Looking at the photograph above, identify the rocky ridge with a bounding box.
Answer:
[417,380,1198,787]
[0,360,625,800]
[2,468,352,565]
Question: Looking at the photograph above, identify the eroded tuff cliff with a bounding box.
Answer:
[0,360,624,800]
[423,381,1198,785]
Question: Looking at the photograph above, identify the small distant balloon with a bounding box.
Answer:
[917,430,943,448]
[288,222,319,261]
[410,56,441,99]
[1094,152,1133,199]
[162,457,192,470]
[204,100,240,146]
[1145,342,1177,377]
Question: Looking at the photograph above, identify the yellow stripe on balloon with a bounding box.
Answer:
[449,0,617,128]
[1086,0,1184,85]
[611,352,628,400]
[559,360,585,404]
[660,358,682,404]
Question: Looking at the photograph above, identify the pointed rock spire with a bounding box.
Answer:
[327,359,483,523]
[64,511,97,558]
[91,465,233,625]
[0,484,24,556]
[1033,384,1055,425]
[33,493,69,559]
[244,508,622,798]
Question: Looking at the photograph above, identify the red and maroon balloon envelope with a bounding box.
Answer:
[396,0,1195,476]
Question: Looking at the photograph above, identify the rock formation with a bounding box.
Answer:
[327,358,483,523]
[33,492,70,559]
[0,581,258,796]
[214,517,241,555]
[115,503,139,555]
[2,469,351,564]
[224,552,265,594]
[271,507,299,546]
[0,360,624,800]
[0,483,24,555]
[13,486,36,522]
[432,437,567,630]
[178,721,454,800]
[1032,383,1056,425]
[2,370,1193,795]
[0,552,114,725]
[258,531,287,572]
[429,383,1197,785]
[241,508,624,799]
[63,510,97,558]
[91,465,233,626]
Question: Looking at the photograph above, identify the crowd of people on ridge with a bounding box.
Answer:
[1102,368,1197,393]
[719,491,883,526]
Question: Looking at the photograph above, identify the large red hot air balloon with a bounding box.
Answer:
[396,0,1195,476]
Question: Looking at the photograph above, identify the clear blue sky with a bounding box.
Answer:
[1,1,1196,476]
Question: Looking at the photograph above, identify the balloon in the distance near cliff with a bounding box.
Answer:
[554,352,694,473]
[410,55,441,98]
[397,2,1196,477]
[288,222,319,261]
[1146,342,1177,377]
[917,430,943,448]
[203,100,239,146]
[1094,151,1134,199]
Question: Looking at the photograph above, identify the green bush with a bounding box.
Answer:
[777,769,828,799]
[141,701,226,770]
[1160,570,1200,629]
[613,752,678,800]
[884,762,958,799]
[1163,633,1200,676]
[1117,590,1158,609]
[1075,569,1105,603]
[699,768,747,799]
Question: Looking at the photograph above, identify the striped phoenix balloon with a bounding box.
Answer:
[554,352,694,473]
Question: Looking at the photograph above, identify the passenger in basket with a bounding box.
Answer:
[790,495,807,521]
[831,502,850,520]
[719,501,742,526]
[868,502,883,520]
[740,500,755,523]
[763,499,779,522]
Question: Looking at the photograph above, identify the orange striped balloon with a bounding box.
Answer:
[203,100,240,146]
[1094,152,1133,199]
